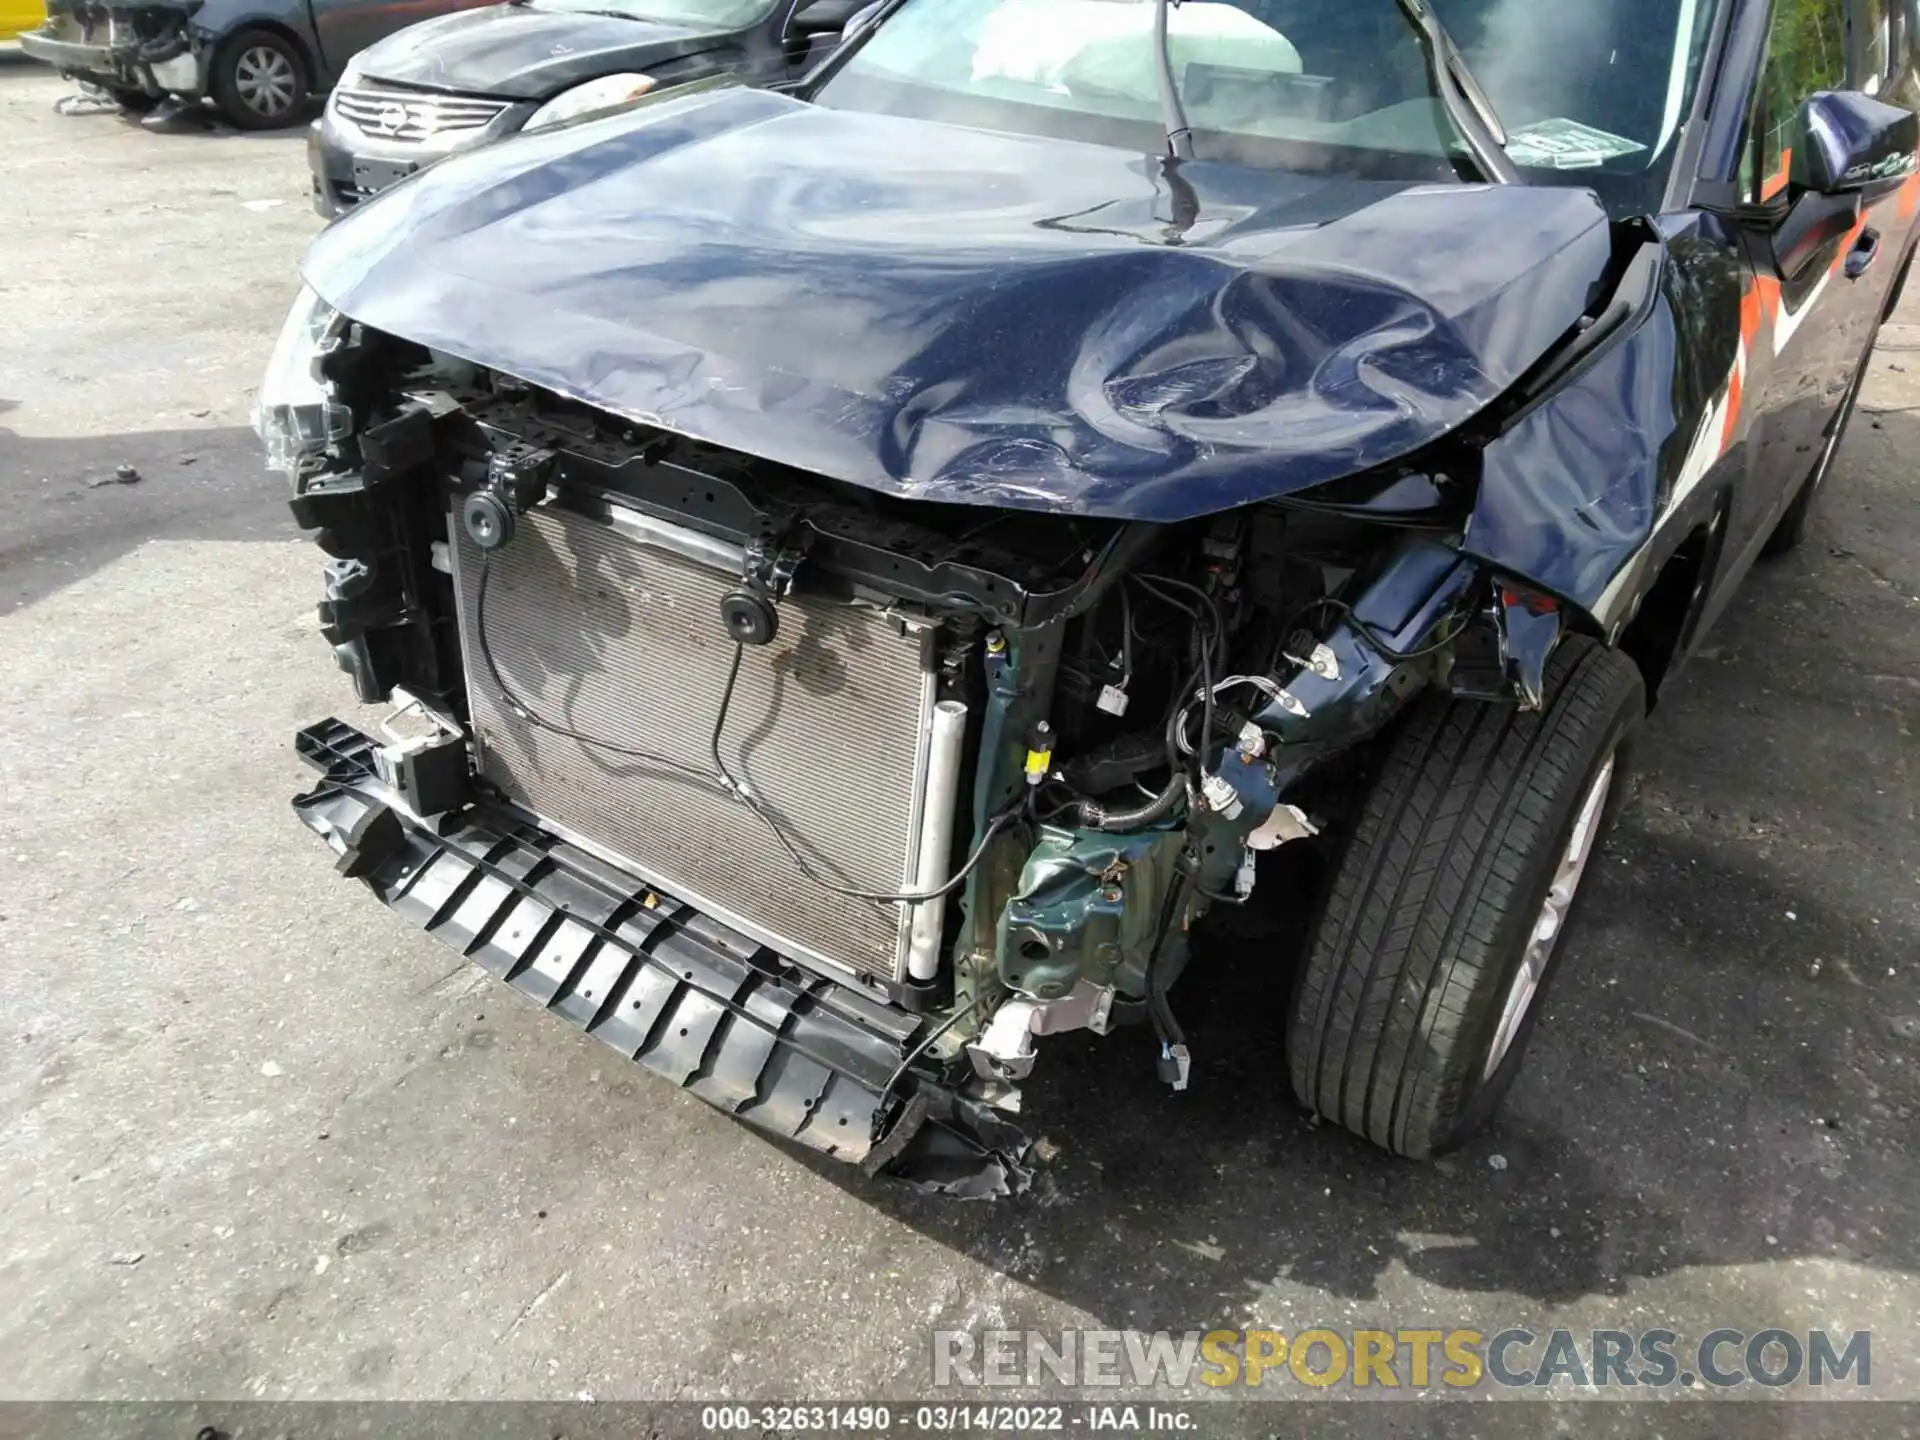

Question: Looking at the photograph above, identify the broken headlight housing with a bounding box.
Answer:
[254,284,351,490]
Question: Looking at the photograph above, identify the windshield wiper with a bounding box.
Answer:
[1393,0,1519,184]
[1151,0,1192,159]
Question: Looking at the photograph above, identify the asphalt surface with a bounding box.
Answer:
[2,52,1919,1435]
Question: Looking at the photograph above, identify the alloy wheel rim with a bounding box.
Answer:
[1483,754,1615,1080]
[235,47,297,117]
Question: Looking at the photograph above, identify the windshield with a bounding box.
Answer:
[529,0,775,29]
[816,0,1720,206]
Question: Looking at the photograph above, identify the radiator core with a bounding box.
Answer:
[451,501,936,985]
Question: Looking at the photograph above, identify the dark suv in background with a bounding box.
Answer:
[307,0,860,215]
[21,0,497,128]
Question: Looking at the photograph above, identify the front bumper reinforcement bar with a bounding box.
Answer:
[293,719,1031,1198]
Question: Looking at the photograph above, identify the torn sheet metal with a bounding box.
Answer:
[1462,291,1681,615]
[1461,224,1744,623]
[301,84,1615,523]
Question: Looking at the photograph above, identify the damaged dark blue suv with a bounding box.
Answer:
[263,0,1920,1195]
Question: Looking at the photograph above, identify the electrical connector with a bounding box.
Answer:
[1023,720,1055,787]
[1201,773,1244,819]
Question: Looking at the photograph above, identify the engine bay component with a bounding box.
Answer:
[719,586,780,646]
[1022,722,1055,787]
[459,441,552,551]
[278,285,1676,1193]
[998,828,1188,1002]
[906,701,969,986]
[451,497,942,988]
[378,385,1486,1109]
[283,364,1518,1187]
[461,490,515,551]
[368,691,468,817]
[721,533,806,647]
[966,980,1117,1081]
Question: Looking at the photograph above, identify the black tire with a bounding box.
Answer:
[1761,348,1866,560]
[209,28,309,130]
[1288,637,1645,1158]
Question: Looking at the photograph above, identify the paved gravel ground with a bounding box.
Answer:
[2,50,1918,1435]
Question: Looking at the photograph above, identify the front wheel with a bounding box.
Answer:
[1287,637,1645,1158]
[210,28,309,130]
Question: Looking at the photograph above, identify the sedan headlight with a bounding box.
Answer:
[524,72,656,131]
[253,284,351,489]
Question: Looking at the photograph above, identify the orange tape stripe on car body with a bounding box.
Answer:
[1898,170,1920,219]
[1720,276,1774,451]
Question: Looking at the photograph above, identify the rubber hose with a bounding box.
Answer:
[1067,772,1187,832]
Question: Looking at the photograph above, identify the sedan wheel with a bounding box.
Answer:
[212,29,310,130]
[236,48,297,116]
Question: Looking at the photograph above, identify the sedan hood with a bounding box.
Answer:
[303,87,1617,521]
[354,4,724,100]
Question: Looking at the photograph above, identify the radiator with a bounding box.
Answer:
[450,500,936,985]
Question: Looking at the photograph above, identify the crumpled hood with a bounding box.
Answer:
[354,4,718,100]
[303,87,1617,521]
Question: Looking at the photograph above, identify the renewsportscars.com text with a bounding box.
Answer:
[932,1327,1873,1392]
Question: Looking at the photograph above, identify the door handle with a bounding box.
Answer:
[1846,227,1882,280]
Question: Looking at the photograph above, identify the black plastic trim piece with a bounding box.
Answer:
[428,387,1153,630]
[292,719,1030,1197]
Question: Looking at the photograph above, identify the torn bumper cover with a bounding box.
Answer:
[21,1,203,96]
[292,719,1032,1198]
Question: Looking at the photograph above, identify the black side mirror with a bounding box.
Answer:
[1769,91,1917,281]
[789,0,862,35]
[1796,90,1919,196]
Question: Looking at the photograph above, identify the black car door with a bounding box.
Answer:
[1724,0,1898,562]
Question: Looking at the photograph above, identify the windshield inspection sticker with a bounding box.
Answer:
[1506,118,1648,170]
